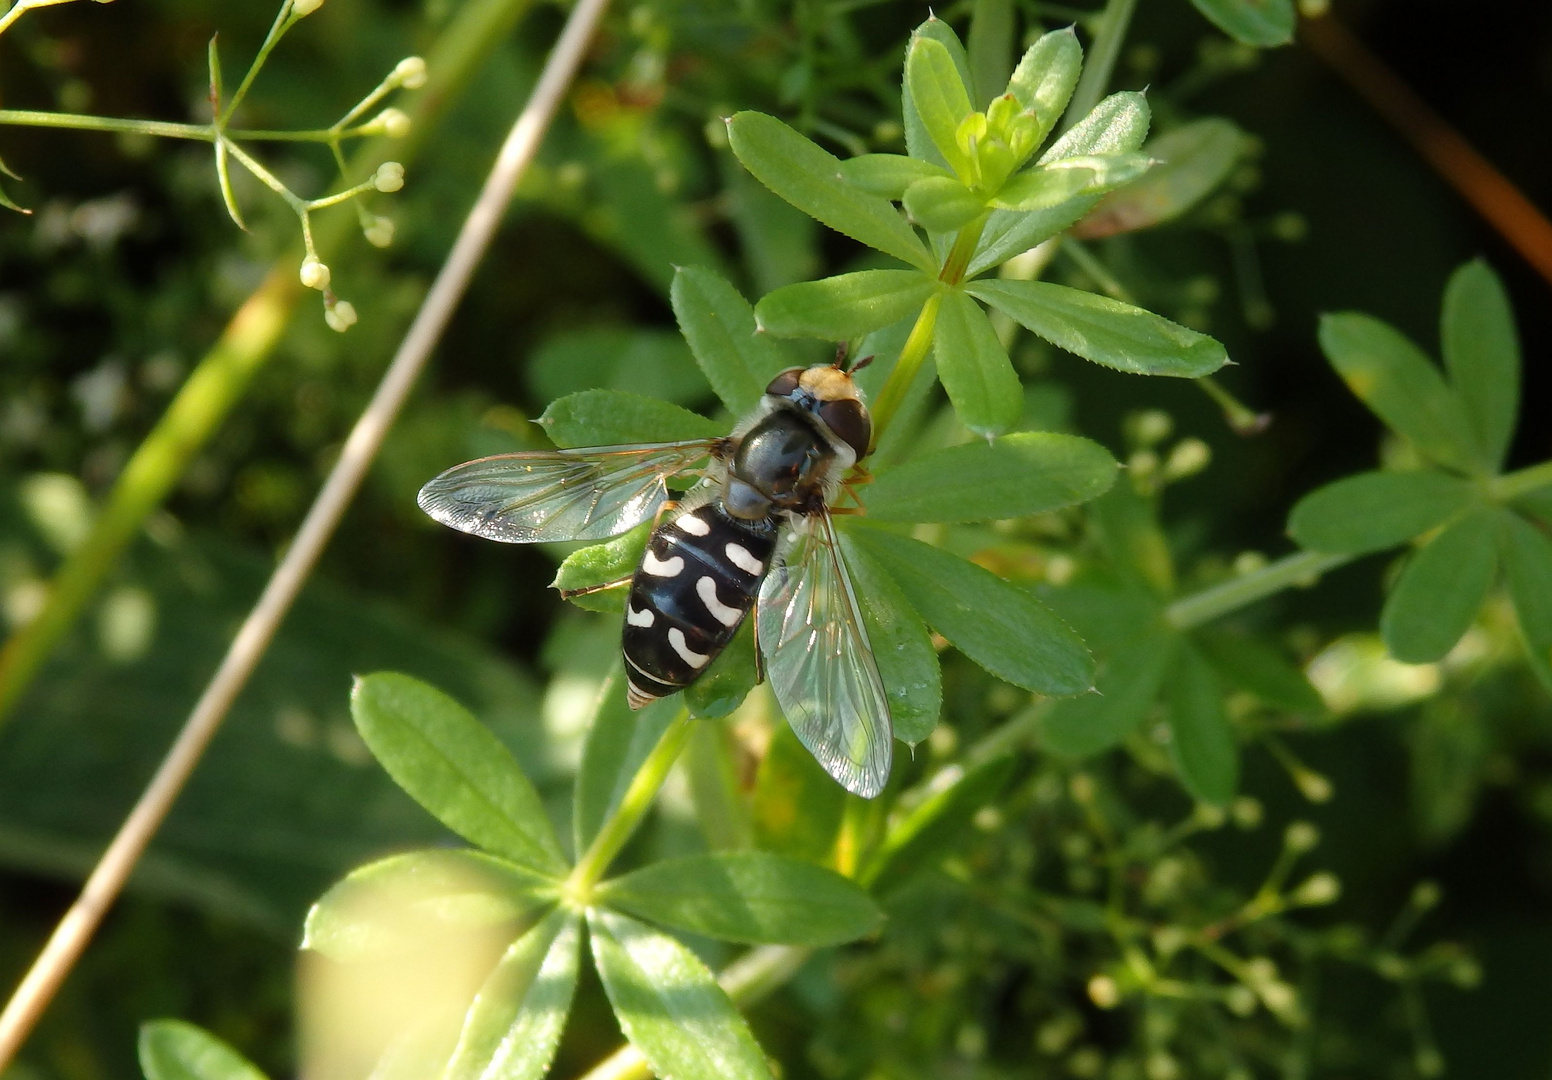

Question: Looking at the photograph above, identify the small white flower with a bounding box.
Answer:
[325,299,357,333]
[363,215,395,248]
[373,161,404,193]
[393,57,428,90]
[292,0,326,16]
[299,256,330,290]
[375,108,411,139]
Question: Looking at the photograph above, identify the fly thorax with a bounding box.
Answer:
[729,409,836,512]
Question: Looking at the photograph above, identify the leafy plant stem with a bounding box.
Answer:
[867,290,941,447]
[219,1,297,125]
[1490,458,1552,501]
[0,0,540,729]
[940,214,989,285]
[1061,0,1139,131]
[0,110,215,140]
[0,0,609,1062]
[568,709,694,896]
[1198,374,1271,435]
[1164,551,1352,631]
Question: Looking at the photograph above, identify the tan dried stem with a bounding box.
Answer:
[0,0,613,1064]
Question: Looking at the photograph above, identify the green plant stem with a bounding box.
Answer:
[1491,458,1552,501]
[219,2,296,125]
[568,709,695,895]
[1165,551,1350,631]
[1061,0,1138,129]
[0,110,214,140]
[0,0,539,729]
[867,290,941,447]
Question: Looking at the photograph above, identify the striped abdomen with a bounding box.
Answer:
[621,504,776,709]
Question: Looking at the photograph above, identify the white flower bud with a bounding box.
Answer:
[1291,871,1341,906]
[363,214,395,248]
[374,161,404,193]
[292,0,325,16]
[393,56,428,90]
[324,299,357,333]
[1285,821,1320,853]
[1086,975,1119,1009]
[299,256,330,290]
[375,108,410,139]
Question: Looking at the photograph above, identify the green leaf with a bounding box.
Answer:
[1193,630,1324,715]
[905,35,975,175]
[993,153,1154,211]
[934,288,1023,436]
[903,18,976,172]
[538,390,722,449]
[1007,27,1082,147]
[1441,259,1520,470]
[753,722,847,864]
[574,674,682,853]
[671,265,796,416]
[1380,510,1498,664]
[352,673,566,874]
[728,111,934,272]
[552,525,650,614]
[1164,645,1238,806]
[0,150,29,213]
[684,619,757,719]
[967,0,1015,106]
[528,329,708,408]
[1073,118,1248,239]
[1318,313,1483,474]
[139,1021,269,1080]
[599,851,881,946]
[838,154,952,199]
[902,175,985,233]
[861,754,1016,894]
[1287,469,1475,555]
[303,850,555,962]
[755,270,936,340]
[214,142,246,232]
[443,907,581,1080]
[847,525,1094,695]
[838,530,942,744]
[1496,510,1552,691]
[1041,631,1172,756]
[865,432,1117,523]
[968,90,1151,276]
[1188,0,1296,47]
[588,908,774,1080]
[970,279,1227,377]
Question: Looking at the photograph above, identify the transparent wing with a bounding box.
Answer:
[758,511,893,798]
[417,441,719,544]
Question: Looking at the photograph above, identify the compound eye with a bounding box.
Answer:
[818,398,871,461]
[764,368,803,398]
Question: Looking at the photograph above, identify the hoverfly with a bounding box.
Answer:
[417,357,893,798]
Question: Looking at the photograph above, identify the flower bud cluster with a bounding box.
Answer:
[953,94,1041,194]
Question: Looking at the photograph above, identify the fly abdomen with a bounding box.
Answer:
[622,504,775,709]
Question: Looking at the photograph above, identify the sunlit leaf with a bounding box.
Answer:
[588,909,774,1080]
[600,851,881,946]
[1381,509,1498,664]
[538,390,721,449]
[1287,469,1475,555]
[902,175,985,232]
[838,154,952,199]
[551,525,650,613]
[443,908,581,1080]
[1188,0,1295,47]
[140,1021,269,1080]
[728,111,935,272]
[684,619,758,719]
[1164,645,1238,806]
[865,431,1116,523]
[993,153,1154,212]
[1441,259,1520,470]
[1496,509,1552,691]
[967,0,1015,105]
[671,265,796,416]
[351,673,566,874]
[847,524,1094,695]
[934,288,1022,436]
[755,270,936,340]
[905,35,975,175]
[970,279,1226,377]
[1007,27,1082,147]
[303,850,554,962]
[1318,313,1482,475]
[903,17,976,172]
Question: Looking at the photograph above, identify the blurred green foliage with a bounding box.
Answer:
[2,0,1552,1078]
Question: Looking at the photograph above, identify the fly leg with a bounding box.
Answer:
[751,600,767,685]
[558,576,633,601]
